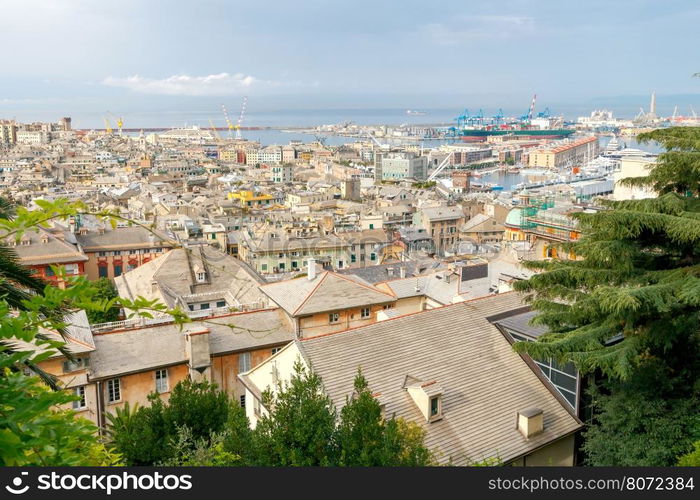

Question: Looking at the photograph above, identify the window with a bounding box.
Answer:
[369,224,374,229]
[351,254,356,263]
[261,264,268,271]
[44,266,54,277]
[329,312,340,324]
[370,253,376,261]
[430,396,440,418]
[63,357,88,373]
[98,251,107,257]
[240,395,246,408]
[200,303,210,310]
[98,266,108,278]
[113,264,122,277]
[291,261,298,269]
[72,386,86,410]
[216,300,226,308]
[239,352,251,372]
[271,347,282,355]
[155,369,169,393]
[106,378,121,403]
[361,307,371,319]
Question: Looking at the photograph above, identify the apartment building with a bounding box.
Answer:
[3,227,88,287]
[34,309,294,427]
[527,136,599,169]
[74,225,176,280]
[259,265,397,338]
[413,206,466,256]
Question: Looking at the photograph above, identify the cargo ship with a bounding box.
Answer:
[406,109,428,115]
[452,127,575,142]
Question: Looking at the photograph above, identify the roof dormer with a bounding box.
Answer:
[404,375,444,422]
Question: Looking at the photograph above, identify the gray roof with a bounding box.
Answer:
[461,213,505,233]
[295,293,581,465]
[89,309,293,379]
[421,206,464,221]
[493,310,549,339]
[260,271,396,316]
[335,260,444,285]
[75,226,175,251]
[115,246,268,308]
[3,228,88,266]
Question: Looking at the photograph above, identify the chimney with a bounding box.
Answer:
[400,267,406,279]
[517,408,544,439]
[307,257,316,280]
[185,326,211,382]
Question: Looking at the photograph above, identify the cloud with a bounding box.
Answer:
[420,15,535,45]
[102,73,263,96]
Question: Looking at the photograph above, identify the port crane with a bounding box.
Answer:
[536,107,551,119]
[103,116,113,135]
[106,112,124,136]
[492,109,504,125]
[208,118,221,140]
[235,96,248,140]
[454,109,470,128]
[520,94,537,122]
[221,104,234,138]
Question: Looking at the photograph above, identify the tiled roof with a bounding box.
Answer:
[296,293,581,464]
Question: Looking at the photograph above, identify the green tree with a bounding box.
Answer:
[84,278,120,324]
[678,440,700,466]
[581,364,700,466]
[107,380,233,465]
[0,352,119,466]
[336,370,433,466]
[512,127,700,465]
[252,360,337,466]
[336,371,385,466]
[165,379,230,441]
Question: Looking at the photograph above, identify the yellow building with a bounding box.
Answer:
[228,190,274,209]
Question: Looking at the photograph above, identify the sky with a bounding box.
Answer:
[1,0,699,125]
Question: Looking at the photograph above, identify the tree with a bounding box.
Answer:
[513,128,700,379]
[336,371,385,466]
[107,380,234,465]
[0,352,120,466]
[581,363,700,466]
[678,440,700,466]
[336,370,433,466]
[84,278,120,324]
[251,360,337,466]
[165,379,230,441]
[512,127,700,465]
[0,197,189,466]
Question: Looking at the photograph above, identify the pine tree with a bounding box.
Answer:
[512,127,700,380]
[512,127,700,465]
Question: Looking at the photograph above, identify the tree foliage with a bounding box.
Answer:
[84,278,120,324]
[108,364,434,466]
[513,128,700,380]
[512,127,700,466]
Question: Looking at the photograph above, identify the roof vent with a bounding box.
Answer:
[517,408,544,439]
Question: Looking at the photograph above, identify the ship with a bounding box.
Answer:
[453,127,575,142]
[406,109,428,115]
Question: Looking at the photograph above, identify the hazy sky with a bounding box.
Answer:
[1,0,699,119]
